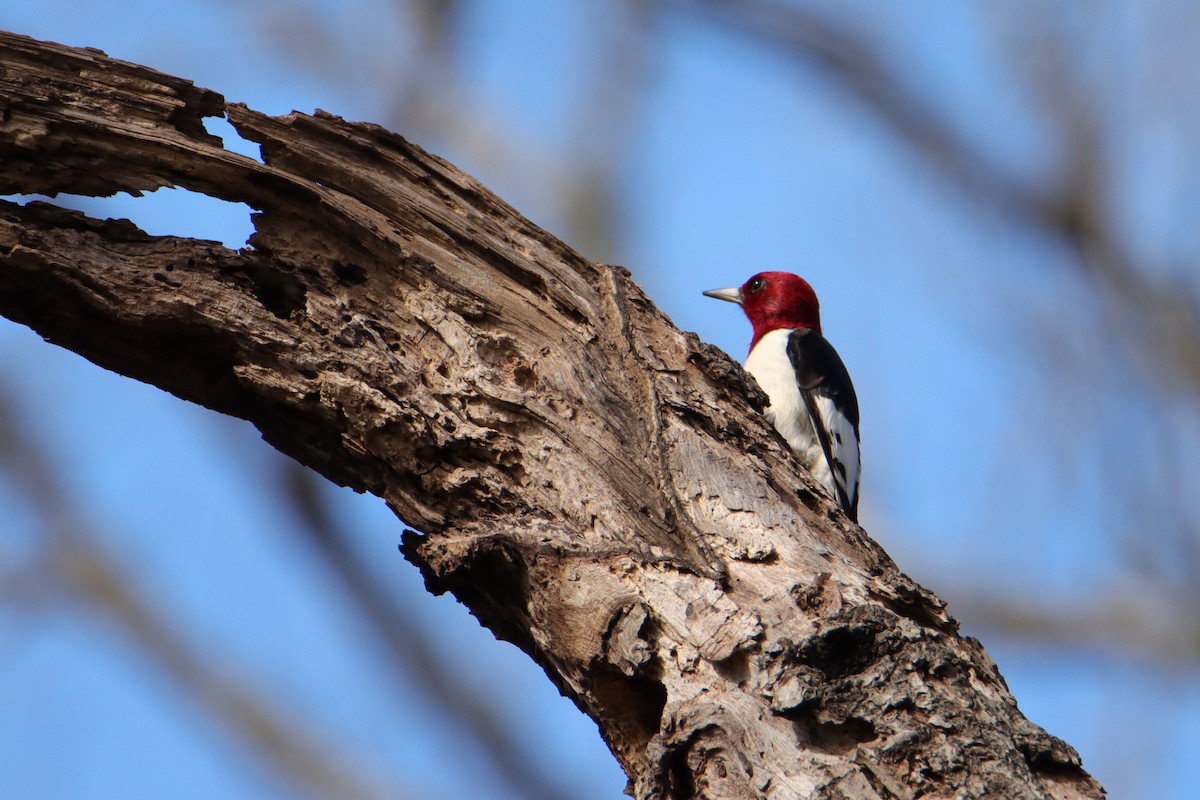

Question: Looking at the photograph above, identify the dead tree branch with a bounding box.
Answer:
[0,31,1103,799]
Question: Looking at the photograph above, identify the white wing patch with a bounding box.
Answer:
[810,394,860,512]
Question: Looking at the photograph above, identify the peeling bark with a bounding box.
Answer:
[0,31,1104,800]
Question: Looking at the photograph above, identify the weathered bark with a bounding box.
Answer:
[0,31,1103,800]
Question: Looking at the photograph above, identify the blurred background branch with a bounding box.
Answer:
[280,465,571,800]
[0,390,406,800]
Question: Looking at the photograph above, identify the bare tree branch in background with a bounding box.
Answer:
[685,0,1200,392]
[555,0,660,262]
[1013,11,1200,589]
[282,465,571,800]
[939,580,1200,665]
[0,391,408,800]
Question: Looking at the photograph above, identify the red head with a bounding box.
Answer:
[703,271,822,349]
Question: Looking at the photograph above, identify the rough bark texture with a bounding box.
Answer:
[0,31,1104,800]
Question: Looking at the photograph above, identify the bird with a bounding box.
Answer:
[704,271,860,521]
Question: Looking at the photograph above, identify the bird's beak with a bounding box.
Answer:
[702,286,742,305]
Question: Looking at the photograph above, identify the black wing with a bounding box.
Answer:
[786,328,861,521]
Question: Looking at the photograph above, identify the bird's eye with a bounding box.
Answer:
[746,277,765,294]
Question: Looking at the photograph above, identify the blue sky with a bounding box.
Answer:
[2,2,1197,799]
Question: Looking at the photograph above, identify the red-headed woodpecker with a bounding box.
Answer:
[704,272,860,521]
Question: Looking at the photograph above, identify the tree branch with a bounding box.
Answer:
[0,31,1103,799]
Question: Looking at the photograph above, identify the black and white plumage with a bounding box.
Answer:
[704,272,861,521]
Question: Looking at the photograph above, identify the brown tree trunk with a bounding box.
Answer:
[0,31,1104,800]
